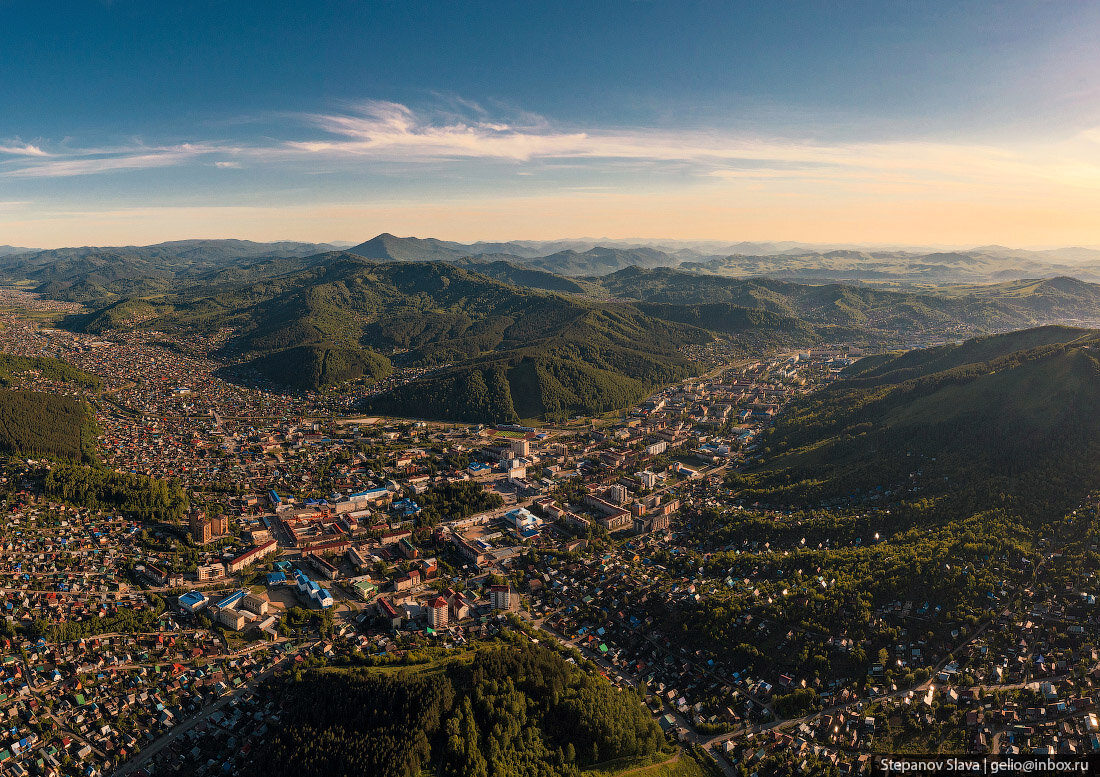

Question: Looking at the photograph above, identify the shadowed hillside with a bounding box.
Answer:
[730,327,1100,519]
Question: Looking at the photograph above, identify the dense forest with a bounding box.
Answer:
[0,390,98,461]
[247,344,392,389]
[45,464,188,521]
[367,347,695,423]
[248,640,665,777]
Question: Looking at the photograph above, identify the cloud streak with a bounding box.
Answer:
[279,102,1100,195]
[0,142,49,157]
[1,100,1099,205]
[1,142,235,178]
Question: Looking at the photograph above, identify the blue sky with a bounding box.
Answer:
[2,0,1100,246]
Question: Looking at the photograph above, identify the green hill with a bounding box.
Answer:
[348,232,481,263]
[0,240,334,305]
[633,301,819,345]
[593,268,1100,335]
[0,390,98,461]
[0,353,101,390]
[731,327,1100,519]
[78,255,709,420]
[0,354,102,460]
[247,640,665,777]
[529,246,680,275]
[449,257,592,294]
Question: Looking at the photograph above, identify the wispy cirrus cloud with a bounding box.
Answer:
[286,100,591,161]
[2,142,234,178]
[0,141,49,157]
[283,101,1100,193]
[2,99,1100,200]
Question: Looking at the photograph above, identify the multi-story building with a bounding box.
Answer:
[490,584,514,611]
[227,540,278,573]
[427,596,449,629]
[189,511,228,544]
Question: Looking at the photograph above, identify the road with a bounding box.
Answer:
[110,641,313,777]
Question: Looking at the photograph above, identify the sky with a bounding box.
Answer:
[2,0,1100,248]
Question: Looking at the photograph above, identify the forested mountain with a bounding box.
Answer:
[590,268,1100,334]
[448,258,592,294]
[0,239,335,304]
[65,247,1100,421]
[682,247,1100,283]
[526,246,681,276]
[348,232,486,263]
[730,326,1100,520]
[75,254,710,418]
[11,235,1100,312]
[248,640,665,777]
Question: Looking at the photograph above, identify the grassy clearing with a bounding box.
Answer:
[583,749,709,777]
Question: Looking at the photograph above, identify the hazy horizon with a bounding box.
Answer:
[6,233,1100,256]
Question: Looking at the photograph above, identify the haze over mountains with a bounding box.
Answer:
[8,234,1100,421]
[8,234,1100,292]
[346,233,1100,283]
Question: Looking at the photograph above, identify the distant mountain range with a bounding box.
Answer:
[0,239,336,303]
[7,235,1100,294]
[9,234,1100,421]
[346,233,1100,283]
[56,247,1100,421]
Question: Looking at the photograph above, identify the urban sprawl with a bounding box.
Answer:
[0,293,1096,776]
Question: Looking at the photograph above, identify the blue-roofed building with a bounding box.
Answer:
[268,489,282,507]
[178,590,209,614]
[294,571,334,609]
[214,590,248,610]
[392,498,421,517]
[349,488,388,500]
[266,571,288,586]
[505,507,540,531]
